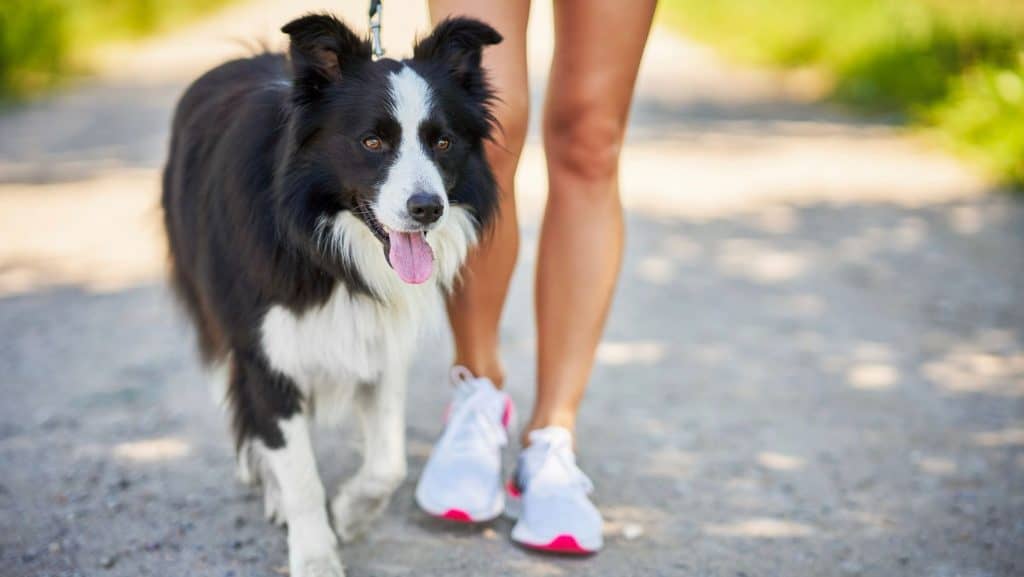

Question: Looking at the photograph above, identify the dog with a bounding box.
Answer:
[161,13,500,577]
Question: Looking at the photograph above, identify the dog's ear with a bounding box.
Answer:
[413,17,502,90]
[282,14,369,92]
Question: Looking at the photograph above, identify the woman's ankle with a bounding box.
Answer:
[453,357,505,388]
[521,411,577,447]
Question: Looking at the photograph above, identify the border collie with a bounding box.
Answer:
[161,14,500,577]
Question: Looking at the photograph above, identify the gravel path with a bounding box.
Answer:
[1,2,1022,576]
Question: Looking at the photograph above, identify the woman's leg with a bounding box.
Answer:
[527,0,657,440]
[428,0,531,387]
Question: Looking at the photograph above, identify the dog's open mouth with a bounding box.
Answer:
[357,205,435,285]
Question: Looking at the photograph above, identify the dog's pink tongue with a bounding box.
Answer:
[388,231,434,284]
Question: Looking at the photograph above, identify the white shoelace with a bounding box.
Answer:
[520,428,594,495]
[438,366,509,457]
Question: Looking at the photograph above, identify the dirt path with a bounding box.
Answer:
[1,2,1022,576]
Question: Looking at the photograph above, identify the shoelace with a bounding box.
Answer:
[439,366,509,457]
[520,429,594,495]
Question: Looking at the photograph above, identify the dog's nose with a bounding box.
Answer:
[407,192,444,225]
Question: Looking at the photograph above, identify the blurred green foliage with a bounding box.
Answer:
[660,0,1024,189]
[0,0,236,98]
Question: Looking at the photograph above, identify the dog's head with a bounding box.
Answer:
[279,14,500,287]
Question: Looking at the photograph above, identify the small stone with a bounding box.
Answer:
[48,542,61,554]
[622,523,644,540]
[100,554,118,569]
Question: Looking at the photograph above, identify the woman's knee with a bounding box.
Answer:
[543,100,626,183]
[491,92,530,156]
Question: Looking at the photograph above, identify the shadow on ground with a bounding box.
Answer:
[1,195,1021,577]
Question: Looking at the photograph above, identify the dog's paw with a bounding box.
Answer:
[288,520,343,577]
[263,476,285,526]
[330,488,390,543]
[293,555,345,577]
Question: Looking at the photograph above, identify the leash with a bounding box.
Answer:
[368,0,385,60]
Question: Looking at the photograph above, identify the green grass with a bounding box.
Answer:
[0,0,237,99]
[659,0,1024,190]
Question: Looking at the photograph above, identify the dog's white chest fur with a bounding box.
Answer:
[261,282,435,392]
[258,207,476,420]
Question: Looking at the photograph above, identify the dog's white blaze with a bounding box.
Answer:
[376,66,447,231]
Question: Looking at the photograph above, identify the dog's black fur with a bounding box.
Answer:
[161,14,500,451]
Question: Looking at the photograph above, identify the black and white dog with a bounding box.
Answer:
[162,14,500,577]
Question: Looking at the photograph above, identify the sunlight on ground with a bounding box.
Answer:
[971,428,1024,448]
[0,170,166,297]
[949,205,985,236]
[640,447,698,479]
[923,348,1024,397]
[846,363,900,391]
[756,451,806,471]
[596,340,667,366]
[703,517,815,538]
[912,455,958,476]
[601,505,670,540]
[114,437,191,462]
[637,255,676,285]
[715,239,808,285]
[752,205,800,235]
[660,234,703,262]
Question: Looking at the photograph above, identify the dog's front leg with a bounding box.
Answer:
[263,415,344,577]
[331,367,408,541]
[231,352,343,576]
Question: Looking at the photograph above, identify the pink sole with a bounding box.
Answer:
[501,398,514,429]
[520,534,595,555]
[438,509,474,523]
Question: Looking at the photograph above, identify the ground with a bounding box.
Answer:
[1,2,1022,576]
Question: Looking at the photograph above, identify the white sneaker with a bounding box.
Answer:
[506,426,604,554]
[415,366,515,523]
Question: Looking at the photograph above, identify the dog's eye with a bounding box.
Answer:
[436,136,452,151]
[362,136,383,152]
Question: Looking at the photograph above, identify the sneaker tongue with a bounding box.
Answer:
[451,377,498,413]
[527,426,573,449]
[387,230,434,284]
[521,427,587,493]
[446,378,505,448]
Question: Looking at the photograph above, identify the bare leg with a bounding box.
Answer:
[429,0,531,387]
[527,0,657,441]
